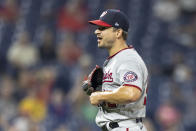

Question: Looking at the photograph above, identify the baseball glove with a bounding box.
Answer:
[82,65,103,95]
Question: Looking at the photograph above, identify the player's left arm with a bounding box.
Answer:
[90,85,142,105]
[90,59,146,106]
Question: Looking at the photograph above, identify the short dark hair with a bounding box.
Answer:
[122,30,128,40]
[113,28,128,40]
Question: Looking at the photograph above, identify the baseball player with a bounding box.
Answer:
[83,9,149,131]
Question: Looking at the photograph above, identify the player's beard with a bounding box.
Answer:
[98,38,115,49]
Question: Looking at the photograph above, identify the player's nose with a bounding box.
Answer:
[94,29,101,35]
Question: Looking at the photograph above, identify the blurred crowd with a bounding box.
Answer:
[0,0,196,131]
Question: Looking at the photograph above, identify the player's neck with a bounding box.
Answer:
[108,40,128,56]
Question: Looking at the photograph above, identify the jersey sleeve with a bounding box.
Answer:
[116,60,144,92]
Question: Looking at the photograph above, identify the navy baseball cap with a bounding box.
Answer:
[88,9,129,32]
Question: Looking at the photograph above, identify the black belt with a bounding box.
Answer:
[101,118,143,131]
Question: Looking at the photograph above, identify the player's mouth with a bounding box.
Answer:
[97,36,102,43]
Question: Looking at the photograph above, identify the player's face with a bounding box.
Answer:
[94,26,117,49]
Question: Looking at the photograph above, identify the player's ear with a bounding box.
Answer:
[116,29,123,39]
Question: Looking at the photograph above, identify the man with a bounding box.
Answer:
[85,9,149,131]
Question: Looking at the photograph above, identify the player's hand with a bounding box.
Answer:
[89,92,102,106]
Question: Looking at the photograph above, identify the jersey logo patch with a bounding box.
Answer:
[123,71,138,82]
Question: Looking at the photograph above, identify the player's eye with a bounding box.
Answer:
[97,26,110,31]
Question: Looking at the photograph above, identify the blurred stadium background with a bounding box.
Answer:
[0,0,196,130]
